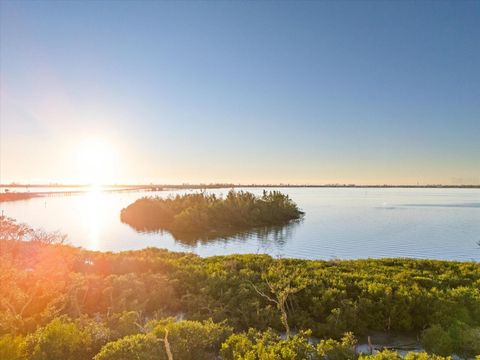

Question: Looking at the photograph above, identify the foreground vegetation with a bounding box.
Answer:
[120,190,304,240]
[1,216,479,359]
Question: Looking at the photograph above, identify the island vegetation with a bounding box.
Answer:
[1,216,479,359]
[120,190,304,240]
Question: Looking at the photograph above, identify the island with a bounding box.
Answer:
[120,190,304,240]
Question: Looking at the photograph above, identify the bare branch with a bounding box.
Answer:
[249,280,278,305]
[163,329,174,360]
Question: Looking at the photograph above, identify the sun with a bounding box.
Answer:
[76,136,117,186]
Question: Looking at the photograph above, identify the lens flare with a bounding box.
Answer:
[76,136,117,186]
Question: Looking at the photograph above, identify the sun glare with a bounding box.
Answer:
[76,136,117,186]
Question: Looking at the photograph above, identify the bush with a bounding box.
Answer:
[94,334,162,360]
[317,332,357,360]
[404,353,451,360]
[95,319,231,360]
[447,321,480,359]
[421,325,453,356]
[359,350,402,360]
[0,335,24,360]
[422,322,480,358]
[22,317,96,360]
[149,318,232,360]
[107,311,141,339]
[221,329,317,360]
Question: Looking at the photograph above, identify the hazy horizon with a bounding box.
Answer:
[1,182,479,188]
[1,1,479,185]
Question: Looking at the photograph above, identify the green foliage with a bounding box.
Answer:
[360,351,452,360]
[21,317,101,360]
[77,316,112,356]
[447,321,480,358]
[317,331,357,360]
[403,353,451,360]
[422,322,480,358]
[0,335,24,360]
[222,329,359,360]
[93,334,162,360]
[120,190,303,240]
[251,259,309,337]
[149,318,233,360]
[359,350,403,360]
[421,325,453,356]
[95,318,231,360]
[106,311,141,339]
[2,234,480,356]
[221,328,317,360]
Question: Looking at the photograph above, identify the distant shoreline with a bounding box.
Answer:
[1,183,479,202]
[0,186,161,202]
[1,183,480,189]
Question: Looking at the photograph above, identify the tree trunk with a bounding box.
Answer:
[164,329,174,360]
[279,302,290,339]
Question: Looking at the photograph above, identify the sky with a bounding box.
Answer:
[0,1,479,185]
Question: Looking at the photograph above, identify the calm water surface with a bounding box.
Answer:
[1,188,479,261]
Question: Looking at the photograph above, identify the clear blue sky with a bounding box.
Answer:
[1,0,479,185]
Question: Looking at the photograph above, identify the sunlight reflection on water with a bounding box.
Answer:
[84,187,103,250]
[1,188,479,261]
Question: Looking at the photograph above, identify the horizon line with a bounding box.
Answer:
[1,183,480,189]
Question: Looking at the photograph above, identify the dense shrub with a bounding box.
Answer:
[149,318,232,360]
[422,322,480,358]
[21,317,106,360]
[221,328,317,360]
[0,335,24,360]
[316,332,357,360]
[93,334,162,360]
[1,217,479,359]
[95,318,231,360]
[360,351,451,360]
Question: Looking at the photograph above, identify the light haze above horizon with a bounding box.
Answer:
[1,1,479,185]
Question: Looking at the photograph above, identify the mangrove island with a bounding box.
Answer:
[120,190,304,240]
